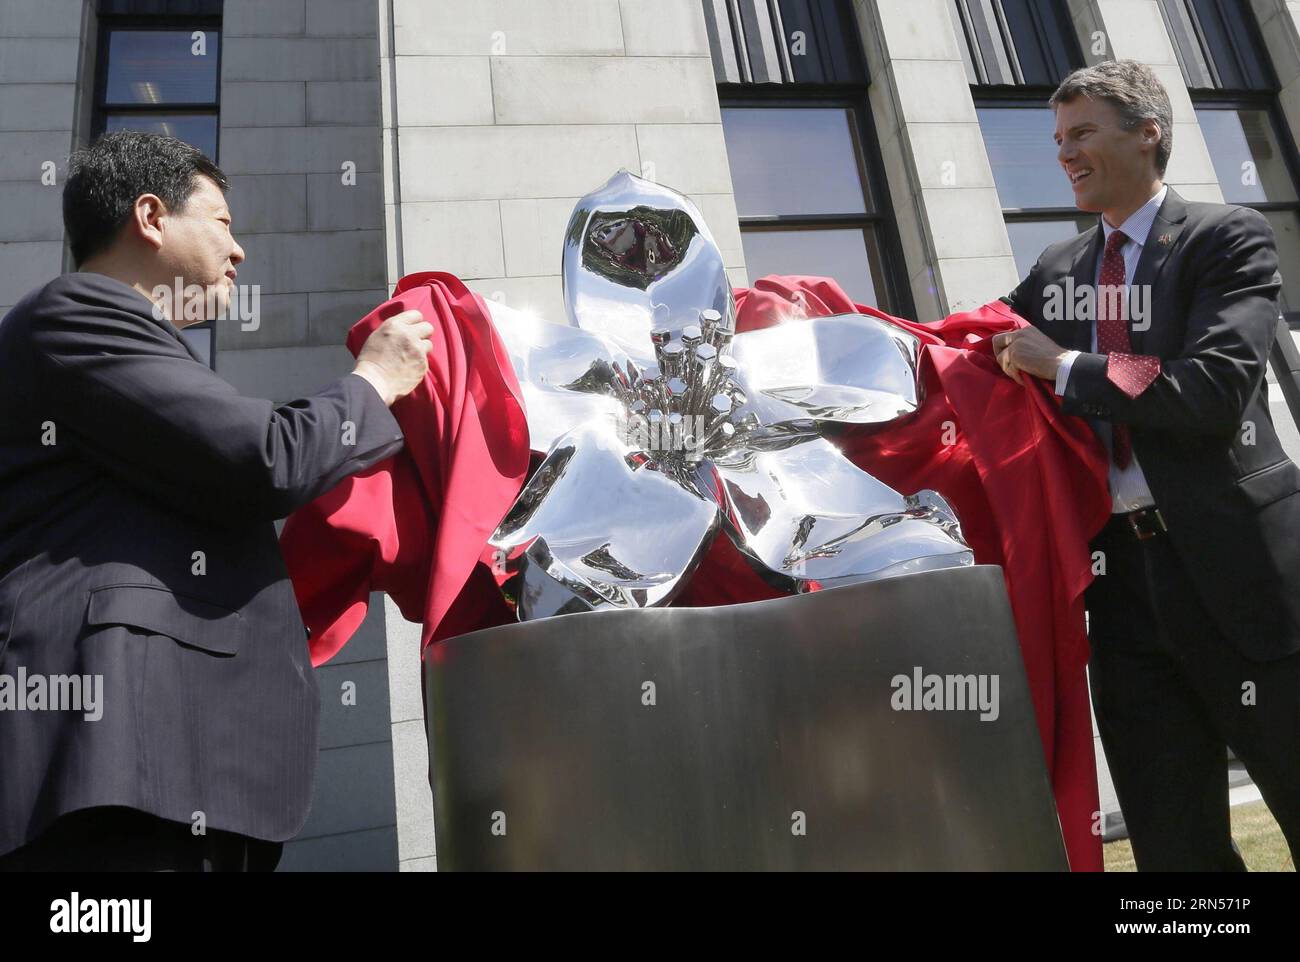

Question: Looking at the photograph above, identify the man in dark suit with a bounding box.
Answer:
[0,131,433,870]
[995,60,1300,870]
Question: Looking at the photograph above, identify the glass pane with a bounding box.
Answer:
[1268,360,1300,464]
[1263,210,1300,313]
[181,324,213,368]
[104,29,220,105]
[105,113,218,160]
[977,106,1078,210]
[1267,316,1300,464]
[1196,108,1298,205]
[740,227,884,309]
[1006,217,1093,281]
[721,107,870,217]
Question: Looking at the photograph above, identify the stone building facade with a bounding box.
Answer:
[2,0,1298,868]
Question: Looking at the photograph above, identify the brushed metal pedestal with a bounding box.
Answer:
[424,564,1067,870]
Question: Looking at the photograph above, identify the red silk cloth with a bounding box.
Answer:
[280,272,529,660]
[280,273,1111,870]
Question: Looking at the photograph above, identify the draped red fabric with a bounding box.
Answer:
[279,272,1111,871]
[279,272,528,663]
[713,276,1112,872]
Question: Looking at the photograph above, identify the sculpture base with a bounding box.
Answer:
[424,564,1067,870]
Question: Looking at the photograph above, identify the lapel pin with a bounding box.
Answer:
[1157,233,1173,246]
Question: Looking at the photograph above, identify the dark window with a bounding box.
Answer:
[1196,104,1300,311]
[721,99,910,313]
[1181,0,1300,450]
[103,28,219,103]
[723,106,869,216]
[950,0,1082,87]
[706,3,910,313]
[1198,107,1297,206]
[963,3,1089,277]
[94,25,222,161]
[1157,0,1274,91]
[978,104,1074,210]
[92,0,223,369]
[103,111,218,160]
[1206,105,1300,454]
[180,324,213,367]
[702,0,867,85]
[977,103,1092,278]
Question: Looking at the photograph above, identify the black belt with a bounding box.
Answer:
[1104,506,1168,541]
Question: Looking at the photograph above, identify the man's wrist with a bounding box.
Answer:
[1054,350,1080,397]
[352,362,396,406]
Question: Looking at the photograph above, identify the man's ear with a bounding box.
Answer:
[1141,119,1162,155]
[130,192,167,252]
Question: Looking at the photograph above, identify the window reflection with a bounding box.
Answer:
[1006,218,1094,280]
[722,107,870,217]
[104,30,220,105]
[1262,210,1300,312]
[181,324,213,367]
[977,106,1077,210]
[740,228,881,307]
[105,114,218,161]
[1195,108,1297,205]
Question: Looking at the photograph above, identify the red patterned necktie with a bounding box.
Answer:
[1096,229,1159,468]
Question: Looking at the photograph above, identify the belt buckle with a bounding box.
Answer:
[1127,507,1167,541]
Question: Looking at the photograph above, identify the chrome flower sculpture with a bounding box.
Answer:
[485,171,972,620]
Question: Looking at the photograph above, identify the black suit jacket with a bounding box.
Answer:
[0,273,404,855]
[1004,188,1300,661]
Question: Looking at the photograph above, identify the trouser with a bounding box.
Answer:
[0,806,282,872]
[1086,512,1300,871]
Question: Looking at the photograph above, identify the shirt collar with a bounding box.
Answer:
[1103,184,1168,248]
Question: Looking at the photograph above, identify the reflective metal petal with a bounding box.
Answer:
[485,169,975,621]
[486,299,630,454]
[697,435,972,593]
[728,313,923,428]
[563,170,733,364]
[490,422,721,620]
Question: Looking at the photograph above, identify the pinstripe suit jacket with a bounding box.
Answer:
[0,272,404,855]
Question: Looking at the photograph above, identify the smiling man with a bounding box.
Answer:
[0,131,434,871]
[997,60,1300,871]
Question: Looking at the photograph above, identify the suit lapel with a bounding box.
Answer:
[1129,187,1188,354]
[1065,226,1102,352]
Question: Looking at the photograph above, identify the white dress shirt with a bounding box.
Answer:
[1054,185,1167,513]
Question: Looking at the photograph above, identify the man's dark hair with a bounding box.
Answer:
[1050,60,1174,176]
[63,130,229,267]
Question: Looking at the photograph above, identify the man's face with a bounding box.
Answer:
[157,174,244,322]
[1054,96,1158,216]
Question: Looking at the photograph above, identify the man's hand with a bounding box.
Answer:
[353,309,434,406]
[992,327,1071,386]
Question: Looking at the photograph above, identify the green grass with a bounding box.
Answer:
[1104,800,1295,872]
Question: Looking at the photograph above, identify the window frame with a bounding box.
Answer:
[90,10,224,371]
[92,14,224,157]
[1157,0,1276,93]
[1192,91,1300,220]
[718,82,916,318]
[951,0,1083,89]
[974,88,1095,281]
[1192,90,1300,438]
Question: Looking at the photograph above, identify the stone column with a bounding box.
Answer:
[853,0,1021,321]
[1251,0,1300,154]
[1064,0,1224,203]
[379,0,746,870]
[0,0,88,316]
